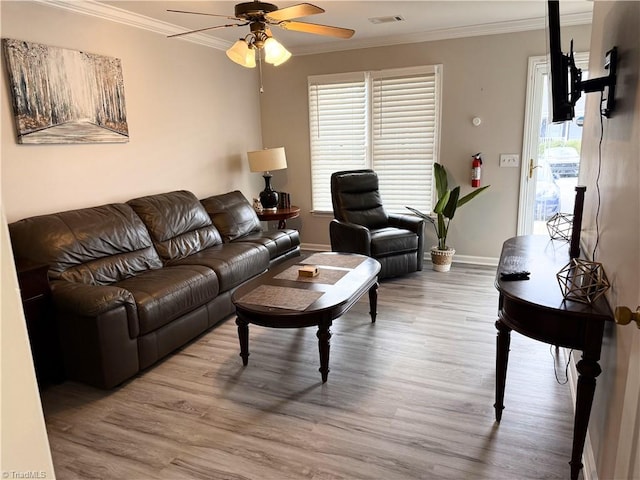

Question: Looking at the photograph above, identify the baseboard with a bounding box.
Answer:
[566,348,599,480]
[300,243,499,267]
[300,243,331,252]
[452,254,499,267]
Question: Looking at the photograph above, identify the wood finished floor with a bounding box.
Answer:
[41,263,577,479]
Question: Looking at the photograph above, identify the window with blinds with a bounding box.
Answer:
[308,65,441,214]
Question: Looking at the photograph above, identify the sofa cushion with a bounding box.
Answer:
[128,190,223,261]
[169,242,269,292]
[233,229,300,259]
[115,264,219,335]
[9,203,162,285]
[370,227,418,257]
[200,191,261,242]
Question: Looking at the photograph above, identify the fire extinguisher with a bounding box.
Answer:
[471,153,482,188]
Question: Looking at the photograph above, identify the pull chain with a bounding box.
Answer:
[258,48,264,93]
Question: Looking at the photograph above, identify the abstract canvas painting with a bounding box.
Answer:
[2,38,129,144]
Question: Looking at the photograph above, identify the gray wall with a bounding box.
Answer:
[1,1,264,223]
[579,1,640,478]
[259,25,591,261]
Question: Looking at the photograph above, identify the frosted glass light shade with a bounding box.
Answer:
[226,40,256,68]
[263,37,291,66]
[248,147,287,172]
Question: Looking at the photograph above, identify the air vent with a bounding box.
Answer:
[368,15,405,25]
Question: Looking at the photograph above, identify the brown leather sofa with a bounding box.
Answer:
[9,190,300,388]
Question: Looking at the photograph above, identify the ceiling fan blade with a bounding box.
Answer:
[167,23,245,39]
[167,9,239,21]
[266,3,324,22]
[280,21,355,39]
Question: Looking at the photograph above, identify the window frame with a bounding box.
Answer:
[308,65,442,215]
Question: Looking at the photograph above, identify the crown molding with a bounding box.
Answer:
[35,0,591,56]
[34,0,231,50]
[293,11,593,56]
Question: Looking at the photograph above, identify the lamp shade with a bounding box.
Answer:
[263,37,292,66]
[248,147,287,173]
[226,39,256,68]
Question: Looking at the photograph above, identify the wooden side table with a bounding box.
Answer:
[256,206,300,229]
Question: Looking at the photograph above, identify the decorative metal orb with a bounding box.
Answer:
[556,258,610,304]
[546,212,574,241]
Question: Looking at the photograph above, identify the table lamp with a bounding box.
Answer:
[247,147,287,211]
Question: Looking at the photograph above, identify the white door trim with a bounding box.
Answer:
[517,55,546,235]
[517,53,589,235]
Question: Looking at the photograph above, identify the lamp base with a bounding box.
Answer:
[259,173,279,210]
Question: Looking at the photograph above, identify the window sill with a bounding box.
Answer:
[310,210,333,217]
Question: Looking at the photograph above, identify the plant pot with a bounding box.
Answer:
[430,246,455,272]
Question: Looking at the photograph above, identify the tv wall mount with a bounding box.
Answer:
[569,44,618,118]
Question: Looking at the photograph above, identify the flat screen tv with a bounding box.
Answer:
[546,0,618,123]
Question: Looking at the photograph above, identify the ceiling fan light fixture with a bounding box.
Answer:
[244,45,257,68]
[170,2,355,71]
[226,39,256,68]
[263,37,291,66]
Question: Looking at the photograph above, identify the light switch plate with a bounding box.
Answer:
[500,154,520,167]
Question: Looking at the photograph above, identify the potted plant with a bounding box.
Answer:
[406,162,490,272]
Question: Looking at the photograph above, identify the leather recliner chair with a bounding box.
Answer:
[330,169,426,279]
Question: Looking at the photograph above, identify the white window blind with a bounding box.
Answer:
[308,73,367,212]
[308,66,441,214]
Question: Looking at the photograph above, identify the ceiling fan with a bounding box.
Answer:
[168,2,355,68]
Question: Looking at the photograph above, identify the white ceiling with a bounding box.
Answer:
[86,1,594,54]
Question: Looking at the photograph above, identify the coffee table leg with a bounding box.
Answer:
[236,317,250,365]
[317,325,332,383]
[369,282,379,323]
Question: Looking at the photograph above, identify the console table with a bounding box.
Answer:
[256,206,300,229]
[495,235,612,480]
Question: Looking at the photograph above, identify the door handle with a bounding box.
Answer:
[529,158,540,179]
[615,306,640,328]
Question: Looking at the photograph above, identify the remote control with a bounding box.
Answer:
[500,271,530,281]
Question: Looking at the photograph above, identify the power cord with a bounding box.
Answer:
[551,94,605,385]
[550,344,573,385]
[592,90,606,261]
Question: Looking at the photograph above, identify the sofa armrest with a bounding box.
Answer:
[388,213,425,234]
[329,220,372,256]
[51,280,139,338]
[50,280,141,388]
[388,214,426,271]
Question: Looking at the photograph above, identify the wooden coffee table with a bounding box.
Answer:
[232,252,381,382]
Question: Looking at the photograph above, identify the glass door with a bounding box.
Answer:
[517,54,588,235]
